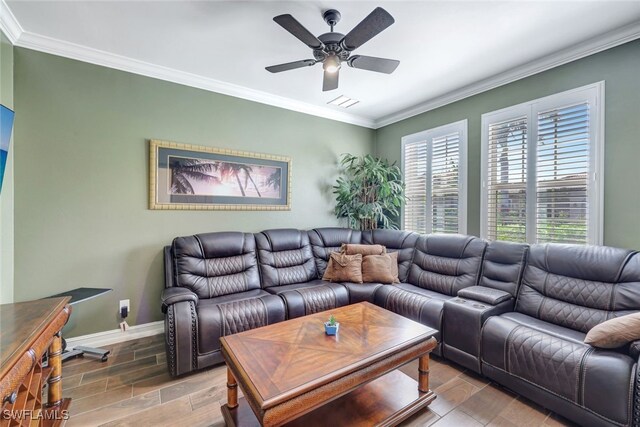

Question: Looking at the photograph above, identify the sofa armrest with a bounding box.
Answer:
[164,294,198,377]
[442,297,514,373]
[457,286,512,305]
[629,339,640,360]
[164,246,175,288]
[634,340,640,426]
[161,287,198,313]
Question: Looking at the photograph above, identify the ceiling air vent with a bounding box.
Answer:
[328,95,359,108]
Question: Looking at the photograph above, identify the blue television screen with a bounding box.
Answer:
[0,104,15,193]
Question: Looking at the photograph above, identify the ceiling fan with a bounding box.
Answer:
[266,7,400,92]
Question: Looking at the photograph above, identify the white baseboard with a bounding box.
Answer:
[65,320,164,349]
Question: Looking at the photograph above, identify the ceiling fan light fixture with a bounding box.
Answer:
[323,55,341,74]
[267,8,398,91]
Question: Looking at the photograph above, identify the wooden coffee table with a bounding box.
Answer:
[220,302,438,426]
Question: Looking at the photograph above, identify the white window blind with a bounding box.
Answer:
[431,132,461,234]
[536,103,590,244]
[403,140,428,234]
[486,116,528,242]
[481,82,603,245]
[402,120,467,235]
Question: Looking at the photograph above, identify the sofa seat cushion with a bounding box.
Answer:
[481,313,635,426]
[343,282,383,304]
[198,288,270,305]
[265,280,349,319]
[263,279,329,294]
[374,283,451,347]
[393,283,452,301]
[196,290,286,355]
[496,312,587,344]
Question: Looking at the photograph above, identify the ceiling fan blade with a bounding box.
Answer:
[323,70,339,92]
[347,55,400,74]
[273,14,323,49]
[341,7,395,51]
[266,59,316,73]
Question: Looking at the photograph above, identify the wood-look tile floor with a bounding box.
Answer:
[61,334,576,427]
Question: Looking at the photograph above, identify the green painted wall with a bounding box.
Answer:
[11,38,640,337]
[0,31,14,304]
[13,48,374,337]
[375,39,640,250]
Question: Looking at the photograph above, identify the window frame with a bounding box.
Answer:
[480,82,604,245]
[401,119,468,234]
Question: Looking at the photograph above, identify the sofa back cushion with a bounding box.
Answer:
[408,234,486,296]
[172,232,260,298]
[479,241,529,297]
[516,243,640,332]
[362,229,418,282]
[256,229,318,288]
[308,228,362,277]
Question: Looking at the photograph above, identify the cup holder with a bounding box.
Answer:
[454,298,466,304]
[472,303,486,309]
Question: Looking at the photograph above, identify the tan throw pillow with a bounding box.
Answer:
[584,312,640,348]
[341,243,386,256]
[388,252,400,283]
[362,253,399,284]
[322,252,363,283]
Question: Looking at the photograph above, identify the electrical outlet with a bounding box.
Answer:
[119,299,130,317]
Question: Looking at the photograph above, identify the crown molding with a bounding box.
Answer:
[13,31,376,128]
[374,20,640,128]
[0,0,22,44]
[2,0,638,131]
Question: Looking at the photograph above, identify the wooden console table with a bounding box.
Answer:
[0,298,72,426]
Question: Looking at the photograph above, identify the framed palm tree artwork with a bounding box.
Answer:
[149,140,291,210]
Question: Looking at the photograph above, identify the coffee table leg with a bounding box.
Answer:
[227,368,238,409]
[418,354,430,393]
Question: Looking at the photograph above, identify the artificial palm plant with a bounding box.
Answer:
[333,153,406,230]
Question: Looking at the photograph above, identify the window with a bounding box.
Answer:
[481,82,604,245]
[402,120,468,234]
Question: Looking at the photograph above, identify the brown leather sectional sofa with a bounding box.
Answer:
[161,227,640,427]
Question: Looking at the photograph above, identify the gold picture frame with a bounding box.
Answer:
[149,139,291,210]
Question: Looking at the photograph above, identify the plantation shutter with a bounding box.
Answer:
[486,117,528,242]
[482,84,602,245]
[431,132,460,233]
[536,102,590,244]
[403,120,467,235]
[403,140,428,234]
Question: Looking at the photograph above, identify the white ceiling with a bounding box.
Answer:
[3,1,640,128]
